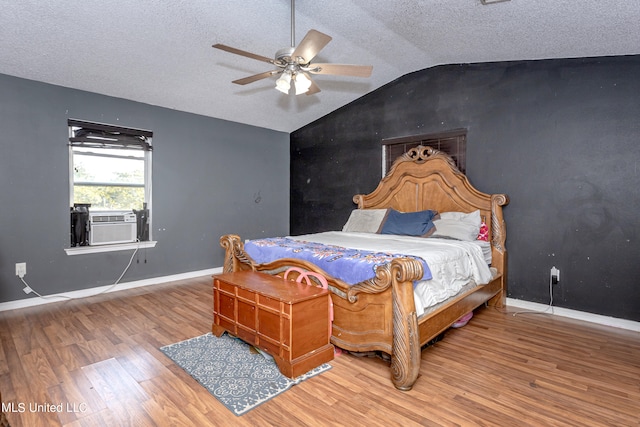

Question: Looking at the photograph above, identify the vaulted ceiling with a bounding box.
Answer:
[1,1,639,133]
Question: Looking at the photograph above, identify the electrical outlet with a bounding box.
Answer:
[550,266,560,285]
[15,262,26,278]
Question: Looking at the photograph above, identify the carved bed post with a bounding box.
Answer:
[389,257,423,391]
[219,234,255,273]
[488,194,509,308]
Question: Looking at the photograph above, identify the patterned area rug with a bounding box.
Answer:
[160,333,331,416]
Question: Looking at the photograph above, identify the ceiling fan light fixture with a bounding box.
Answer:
[213,0,372,96]
[275,72,292,94]
[294,73,312,94]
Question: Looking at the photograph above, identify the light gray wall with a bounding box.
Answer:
[0,73,289,304]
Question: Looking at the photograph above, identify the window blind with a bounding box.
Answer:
[68,119,153,151]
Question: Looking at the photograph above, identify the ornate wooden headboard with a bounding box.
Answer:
[353,146,509,272]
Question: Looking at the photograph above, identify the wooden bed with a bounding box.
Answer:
[219,146,509,390]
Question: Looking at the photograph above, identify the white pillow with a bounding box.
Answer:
[342,209,389,233]
[432,210,481,241]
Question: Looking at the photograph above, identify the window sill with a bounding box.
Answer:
[64,241,156,256]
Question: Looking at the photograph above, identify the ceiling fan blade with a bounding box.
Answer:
[305,78,321,95]
[291,29,332,64]
[232,70,280,85]
[308,63,373,78]
[212,44,274,64]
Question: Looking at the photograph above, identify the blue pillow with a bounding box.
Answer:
[380,209,438,237]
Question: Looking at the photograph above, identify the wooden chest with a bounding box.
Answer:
[212,271,334,378]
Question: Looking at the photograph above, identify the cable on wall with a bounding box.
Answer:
[17,243,140,301]
[510,269,555,317]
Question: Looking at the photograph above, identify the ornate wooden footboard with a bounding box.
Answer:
[219,234,425,390]
[219,146,508,390]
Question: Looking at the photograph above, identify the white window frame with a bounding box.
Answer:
[65,119,155,255]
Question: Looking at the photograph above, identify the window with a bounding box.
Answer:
[381,129,467,176]
[68,119,152,247]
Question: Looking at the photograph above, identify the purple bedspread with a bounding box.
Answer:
[244,237,431,286]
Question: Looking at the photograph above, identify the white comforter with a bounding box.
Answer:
[291,231,492,315]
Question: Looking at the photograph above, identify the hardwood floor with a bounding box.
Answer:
[1,276,638,426]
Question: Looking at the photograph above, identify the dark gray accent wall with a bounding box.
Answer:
[0,73,289,304]
[291,55,640,321]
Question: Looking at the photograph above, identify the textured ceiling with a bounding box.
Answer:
[1,0,639,133]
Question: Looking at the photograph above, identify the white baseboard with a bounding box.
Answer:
[3,279,637,333]
[0,267,223,312]
[507,298,640,333]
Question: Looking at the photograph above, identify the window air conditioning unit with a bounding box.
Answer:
[89,211,137,246]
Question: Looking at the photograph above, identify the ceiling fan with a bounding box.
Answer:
[212,0,372,95]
